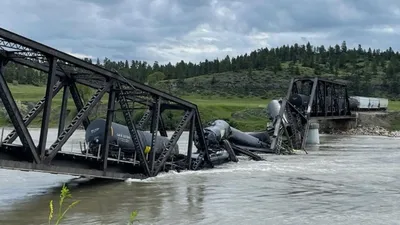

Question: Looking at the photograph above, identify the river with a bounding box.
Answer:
[0,128,400,225]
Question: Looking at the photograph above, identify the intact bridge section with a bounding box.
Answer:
[268,77,358,153]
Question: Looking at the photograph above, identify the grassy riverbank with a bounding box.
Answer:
[1,84,400,132]
[0,84,271,131]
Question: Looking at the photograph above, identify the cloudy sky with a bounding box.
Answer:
[1,0,399,65]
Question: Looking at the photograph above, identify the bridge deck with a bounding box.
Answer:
[0,143,148,180]
[0,27,212,179]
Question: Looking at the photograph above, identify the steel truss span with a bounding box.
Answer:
[0,27,358,181]
[0,27,220,179]
[269,77,356,153]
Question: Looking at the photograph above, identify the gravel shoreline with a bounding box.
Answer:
[323,125,400,137]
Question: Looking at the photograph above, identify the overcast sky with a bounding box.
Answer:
[1,0,399,65]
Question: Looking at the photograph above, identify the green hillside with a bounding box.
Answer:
[2,41,400,131]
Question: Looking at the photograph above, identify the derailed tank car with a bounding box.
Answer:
[84,119,179,160]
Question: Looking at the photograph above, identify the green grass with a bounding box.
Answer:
[8,83,70,110]
[181,94,269,107]
[3,84,400,132]
[388,101,400,111]
[3,83,108,128]
[9,84,49,101]
[181,94,270,131]
[3,84,272,131]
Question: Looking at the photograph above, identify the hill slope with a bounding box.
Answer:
[2,41,400,131]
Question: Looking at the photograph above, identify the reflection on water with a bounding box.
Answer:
[1,129,400,225]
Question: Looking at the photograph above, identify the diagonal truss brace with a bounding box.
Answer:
[137,109,151,130]
[153,110,194,176]
[68,82,91,129]
[116,83,151,177]
[2,79,64,144]
[193,108,212,166]
[44,82,111,163]
[0,59,40,163]
[270,78,295,152]
[300,78,318,149]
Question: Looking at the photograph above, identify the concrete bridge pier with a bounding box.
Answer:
[312,114,359,134]
[306,123,320,145]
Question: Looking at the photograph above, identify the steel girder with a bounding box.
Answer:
[0,27,211,178]
[270,77,352,153]
[0,28,196,108]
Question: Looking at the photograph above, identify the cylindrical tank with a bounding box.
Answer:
[85,119,179,155]
[349,97,359,110]
[266,99,288,125]
[288,94,310,108]
[228,127,269,149]
[203,120,231,146]
[247,131,271,143]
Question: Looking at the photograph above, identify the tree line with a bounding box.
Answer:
[2,41,400,97]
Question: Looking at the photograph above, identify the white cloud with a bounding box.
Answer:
[65,52,94,59]
[0,0,400,65]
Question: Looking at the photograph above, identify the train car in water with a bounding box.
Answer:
[84,119,179,160]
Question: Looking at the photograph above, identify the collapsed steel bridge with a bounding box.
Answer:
[0,27,219,179]
[269,77,355,153]
[0,27,273,180]
[0,27,357,180]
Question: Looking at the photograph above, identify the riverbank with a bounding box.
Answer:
[0,89,271,131]
[1,83,400,132]
[327,125,400,137]
[323,111,400,137]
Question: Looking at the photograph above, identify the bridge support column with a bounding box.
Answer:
[306,123,320,145]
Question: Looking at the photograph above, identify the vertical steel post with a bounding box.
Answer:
[38,56,57,160]
[149,97,160,173]
[194,110,212,165]
[102,82,115,171]
[158,115,168,137]
[58,84,69,137]
[186,114,195,169]
[345,86,350,115]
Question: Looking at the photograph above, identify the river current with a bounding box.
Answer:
[0,128,399,225]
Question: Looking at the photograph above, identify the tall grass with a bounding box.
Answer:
[48,184,80,225]
[48,184,137,224]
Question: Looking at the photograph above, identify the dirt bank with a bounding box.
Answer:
[326,111,400,137]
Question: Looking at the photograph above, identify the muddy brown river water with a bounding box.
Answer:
[0,128,400,225]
